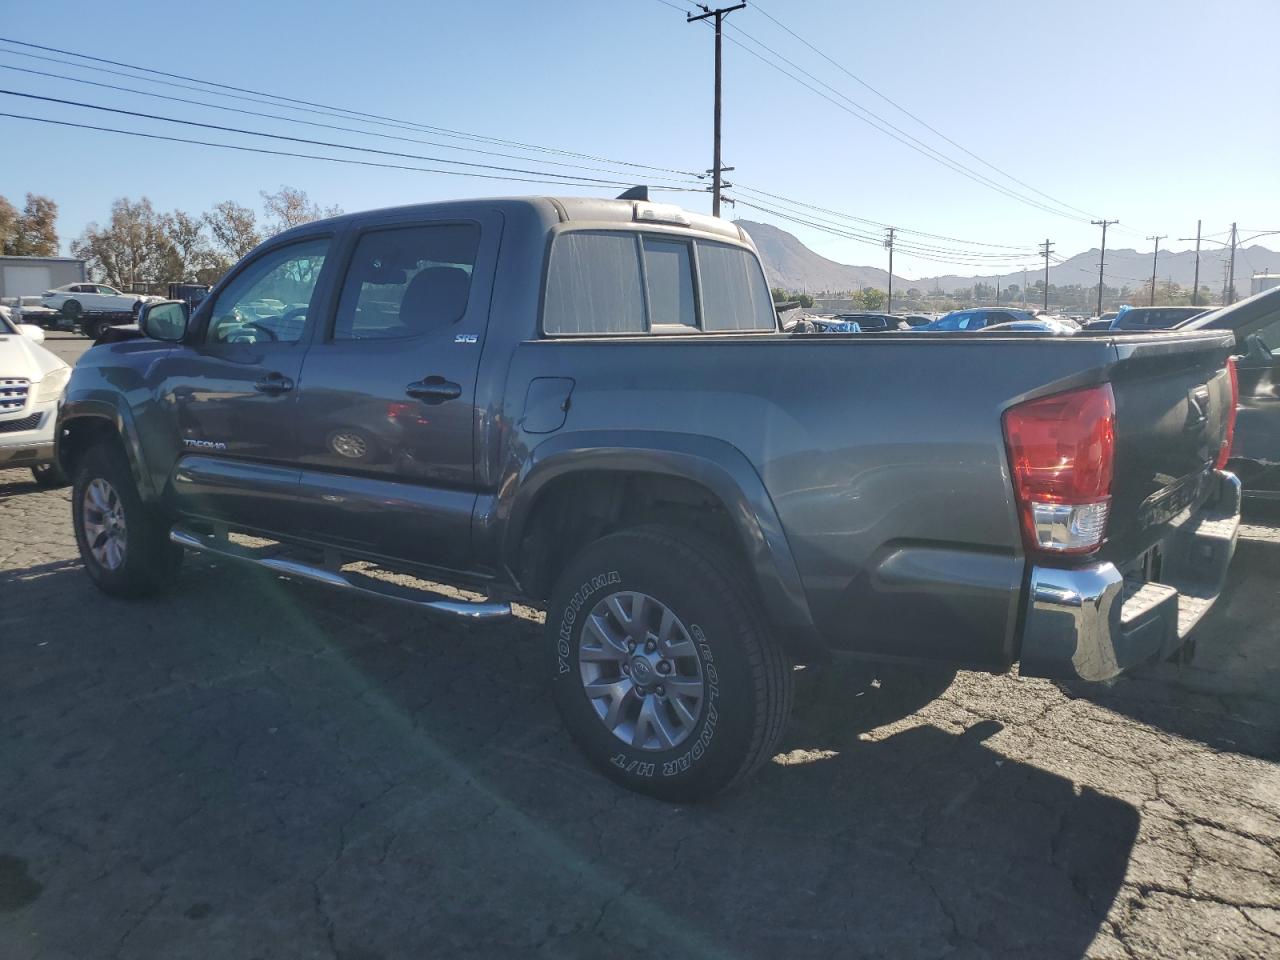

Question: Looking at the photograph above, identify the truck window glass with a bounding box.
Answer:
[207,238,330,345]
[642,237,696,328]
[334,224,480,341]
[544,232,645,335]
[696,242,777,332]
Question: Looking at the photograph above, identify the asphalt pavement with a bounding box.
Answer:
[0,334,1277,958]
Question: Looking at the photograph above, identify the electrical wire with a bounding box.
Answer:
[0,88,704,189]
[0,110,701,192]
[0,36,704,178]
[748,1,1103,222]
[0,61,704,185]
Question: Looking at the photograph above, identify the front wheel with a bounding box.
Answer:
[546,526,793,801]
[72,440,182,597]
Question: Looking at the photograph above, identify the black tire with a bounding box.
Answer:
[81,318,101,341]
[62,299,82,321]
[72,439,182,598]
[547,526,793,802]
[30,461,70,488]
[131,301,143,319]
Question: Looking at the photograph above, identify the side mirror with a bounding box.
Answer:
[18,323,46,343]
[139,300,189,342]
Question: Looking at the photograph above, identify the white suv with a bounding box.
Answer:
[41,283,162,339]
[0,306,72,485]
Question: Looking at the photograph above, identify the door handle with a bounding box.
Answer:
[406,376,462,404]
[254,372,295,395]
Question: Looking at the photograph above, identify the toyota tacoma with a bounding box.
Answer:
[56,194,1242,800]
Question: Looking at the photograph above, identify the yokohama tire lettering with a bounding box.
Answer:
[557,571,621,674]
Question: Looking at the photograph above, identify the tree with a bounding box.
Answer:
[71,197,172,288]
[260,185,342,234]
[3,193,59,256]
[204,200,262,260]
[161,210,225,284]
[906,287,922,301]
[861,287,886,310]
[0,195,18,254]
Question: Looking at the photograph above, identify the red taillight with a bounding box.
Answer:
[1215,357,1238,470]
[1003,383,1116,555]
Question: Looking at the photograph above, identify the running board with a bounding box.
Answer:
[169,528,512,622]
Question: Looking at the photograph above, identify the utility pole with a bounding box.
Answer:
[1022,267,1028,307]
[1146,235,1166,305]
[1040,239,1053,312]
[1091,219,1118,317]
[1227,222,1238,304]
[687,2,746,218]
[884,227,895,312]
[1190,220,1201,305]
[996,277,1001,304]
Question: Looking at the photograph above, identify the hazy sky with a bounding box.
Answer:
[3,0,1278,280]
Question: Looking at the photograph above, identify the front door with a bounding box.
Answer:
[292,214,500,572]
[159,235,336,532]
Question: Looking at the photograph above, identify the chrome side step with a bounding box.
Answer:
[170,527,512,622]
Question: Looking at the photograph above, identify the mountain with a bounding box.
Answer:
[734,219,910,292]
[735,219,1280,297]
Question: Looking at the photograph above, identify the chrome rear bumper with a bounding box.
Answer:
[1019,470,1241,684]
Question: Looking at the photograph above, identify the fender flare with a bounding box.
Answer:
[56,396,158,501]
[502,430,815,633]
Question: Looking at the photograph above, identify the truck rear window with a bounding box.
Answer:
[544,232,646,335]
[542,231,775,336]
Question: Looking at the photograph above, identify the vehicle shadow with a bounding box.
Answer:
[1070,531,1280,761]
[1,557,1137,960]
[0,471,50,501]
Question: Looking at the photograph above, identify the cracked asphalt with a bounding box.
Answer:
[1,349,1278,958]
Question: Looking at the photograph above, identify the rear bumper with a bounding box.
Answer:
[1019,470,1241,684]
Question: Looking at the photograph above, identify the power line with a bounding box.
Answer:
[0,110,693,192]
[0,36,703,178]
[656,0,1096,223]
[733,194,1036,261]
[734,198,1034,269]
[731,183,1036,250]
[0,60,703,185]
[747,1,1102,221]
[0,88,703,189]
[711,22,1095,223]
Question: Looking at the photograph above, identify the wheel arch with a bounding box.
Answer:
[502,430,818,650]
[57,399,158,501]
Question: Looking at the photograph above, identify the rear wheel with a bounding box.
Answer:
[546,526,793,801]
[72,440,182,597]
[62,299,82,322]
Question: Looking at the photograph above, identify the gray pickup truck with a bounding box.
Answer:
[57,195,1241,800]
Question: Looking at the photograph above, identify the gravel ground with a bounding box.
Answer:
[1,466,1278,960]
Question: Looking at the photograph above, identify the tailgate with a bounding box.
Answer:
[1100,330,1237,565]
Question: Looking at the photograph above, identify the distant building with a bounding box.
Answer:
[0,256,87,299]
[1250,273,1280,296]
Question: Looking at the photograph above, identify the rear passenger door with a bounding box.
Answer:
[292,211,502,570]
